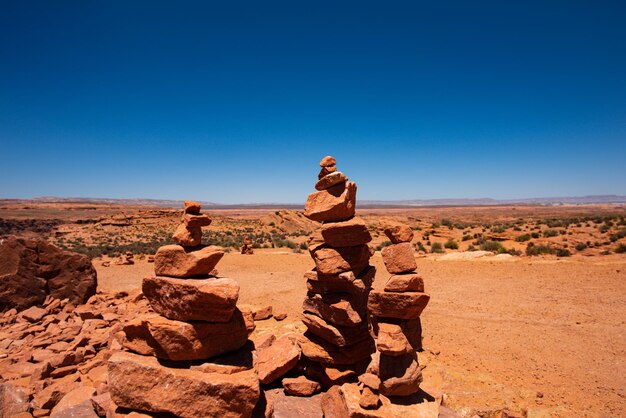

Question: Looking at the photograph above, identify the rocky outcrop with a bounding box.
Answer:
[0,236,97,312]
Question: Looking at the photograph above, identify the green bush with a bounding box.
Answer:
[480,240,504,253]
[615,244,626,254]
[610,229,626,242]
[444,239,458,250]
[415,241,427,252]
[430,242,444,253]
[575,243,587,251]
[526,243,555,256]
[543,229,559,238]
[555,248,571,257]
[515,234,531,242]
[531,232,540,239]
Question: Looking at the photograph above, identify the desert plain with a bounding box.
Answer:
[1,200,625,417]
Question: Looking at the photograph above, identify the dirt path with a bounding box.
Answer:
[95,252,626,417]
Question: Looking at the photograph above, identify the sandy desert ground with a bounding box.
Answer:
[95,249,626,418]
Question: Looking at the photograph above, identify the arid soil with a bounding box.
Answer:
[95,250,626,417]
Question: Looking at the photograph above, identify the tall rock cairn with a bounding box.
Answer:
[364,223,430,403]
[107,201,260,418]
[299,156,376,387]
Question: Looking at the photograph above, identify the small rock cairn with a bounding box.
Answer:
[107,201,260,418]
[241,235,254,254]
[361,223,430,407]
[299,156,377,387]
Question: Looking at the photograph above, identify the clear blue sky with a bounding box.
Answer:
[1,1,625,203]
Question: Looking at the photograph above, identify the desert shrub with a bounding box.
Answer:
[525,243,555,256]
[415,241,427,252]
[467,244,477,251]
[531,232,540,239]
[444,239,458,250]
[441,219,453,228]
[610,229,626,242]
[292,247,303,254]
[615,244,626,254]
[598,224,610,233]
[543,229,559,238]
[491,226,506,233]
[299,242,308,250]
[575,243,587,251]
[555,248,571,257]
[462,235,472,241]
[480,240,504,253]
[513,226,522,231]
[515,234,531,242]
[430,242,444,253]
[376,241,392,251]
[431,222,440,228]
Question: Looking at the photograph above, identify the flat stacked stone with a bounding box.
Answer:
[363,222,430,408]
[107,201,259,418]
[299,156,376,388]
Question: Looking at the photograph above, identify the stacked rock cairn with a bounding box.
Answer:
[299,156,377,387]
[241,235,254,254]
[107,201,260,418]
[361,223,430,408]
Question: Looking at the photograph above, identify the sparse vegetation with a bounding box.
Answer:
[444,239,458,249]
[430,242,444,253]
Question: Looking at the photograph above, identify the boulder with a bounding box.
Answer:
[172,224,202,247]
[315,171,348,191]
[303,293,366,327]
[321,384,390,418]
[142,275,238,322]
[305,361,367,387]
[298,332,375,365]
[50,385,96,418]
[359,386,381,410]
[368,291,430,319]
[282,376,321,397]
[384,224,414,244]
[301,312,371,347]
[0,236,97,312]
[20,305,47,322]
[320,217,372,247]
[380,243,417,274]
[378,352,423,396]
[108,351,260,418]
[122,311,250,361]
[384,273,424,292]
[304,182,357,223]
[256,335,301,384]
[310,244,373,275]
[154,245,224,278]
[0,383,29,417]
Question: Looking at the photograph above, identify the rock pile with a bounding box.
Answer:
[299,156,376,387]
[0,236,97,312]
[241,235,254,255]
[108,201,261,418]
[364,223,430,404]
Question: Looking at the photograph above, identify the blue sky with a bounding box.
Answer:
[1,1,625,203]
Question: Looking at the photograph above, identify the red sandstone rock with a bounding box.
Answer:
[301,312,370,347]
[282,376,321,397]
[20,306,47,322]
[182,213,212,227]
[122,311,250,361]
[172,224,202,247]
[376,322,413,356]
[142,276,238,322]
[303,293,365,327]
[359,386,381,410]
[154,245,224,278]
[380,243,417,274]
[256,335,301,384]
[384,224,414,244]
[304,361,366,387]
[378,352,423,396]
[384,273,425,292]
[49,385,96,418]
[0,236,97,312]
[298,332,375,365]
[252,305,273,321]
[315,171,348,191]
[183,200,202,214]
[320,155,337,167]
[318,165,337,180]
[0,383,29,417]
[368,291,430,319]
[108,351,260,418]
[310,245,373,275]
[304,182,357,223]
[321,384,389,418]
[320,217,372,247]
[305,267,375,295]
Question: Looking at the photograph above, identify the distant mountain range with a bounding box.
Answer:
[3,194,623,208]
